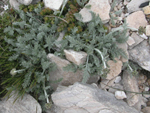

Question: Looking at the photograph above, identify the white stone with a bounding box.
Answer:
[146,25,150,36]
[139,33,148,39]
[43,0,63,10]
[17,0,32,5]
[64,49,87,65]
[9,0,20,10]
[126,11,148,29]
[145,87,149,92]
[115,91,127,99]
[127,36,135,46]
[127,0,148,13]
[78,0,111,23]
[114,76,121,83]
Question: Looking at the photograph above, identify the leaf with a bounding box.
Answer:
[74,13,83,21]
[82,68,90,83]
[41,59,50,72]
[85,5,91,9]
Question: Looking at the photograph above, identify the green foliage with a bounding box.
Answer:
[138,26,146,35]
[60,12,128,82]
[1,4,57,111]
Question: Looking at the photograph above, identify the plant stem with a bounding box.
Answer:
[94,48,107,69]
[45,15,68,23]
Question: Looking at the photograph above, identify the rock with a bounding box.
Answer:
[122,70,141,107]
[78,0,111,23]
[106,58,122,80]
[126,11,148,29]
[108,83,124,94]
[0,93,42,113]
[64,49,87,65]
[127,36,135,46]
[127,0,148,13]
[43,0,64,10]
[114,76,121,83]
[146,25,150,36]
[9,0,20,10]
[128,40,150,71]
[141,107,150,113]
[128,32,144,49]
[31,0,41,4]
[147,79,150,86]
[115,91,127,99]
[47,54,83,90]
[51,82,139,113]
[100,78,115,90]
[136,74,147,85]
[143,6,150,15]
[17,0,32,5]
[139,33,148,39]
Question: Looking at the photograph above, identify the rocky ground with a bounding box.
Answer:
[0,0,150,113]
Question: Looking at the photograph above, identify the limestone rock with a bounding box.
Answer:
[141,107,150,113]
[146,25,150,36]
[127,36,135,46]
[115,91,127,99]
[9,0,20,10]
[128,32,144,49]
[108,84,124,94]
[0,93,42,113]
[143,6,150,15]
[129,40,150,71]
[122,70,140,106]
[78,0,110,23]
[51,82,139,113]
[31,0,41,4]
[43,0,63,10]
[127,0,148,13]
[106,59,122,80]
[17,0,32,5]
[100,78,115,90]
[47,54,83,90]
[64,49,87,65]
[126,11,148,29]
[114,76,121,84]
[139,33,148,39]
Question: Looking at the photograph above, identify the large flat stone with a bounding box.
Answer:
[51,82,139,113]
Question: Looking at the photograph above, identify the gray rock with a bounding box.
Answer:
[43,0,63,10]
[31,0,41,4]
[17,0,32,5]
[129,40,150,71]
[127,0,149,13]
[128,32,144,49]
[126,11,148,29]
[78,0,110,23]
[51,82,139,113]
[0,93,42,113]
[9,0,20,10]
[47,54,83,90]
[141,107,150,113]
[64,49,87,65]
[122,70,146,111]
